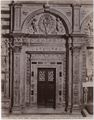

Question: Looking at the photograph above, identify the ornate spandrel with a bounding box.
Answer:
[22,13,66,35]
[81,15,93,36]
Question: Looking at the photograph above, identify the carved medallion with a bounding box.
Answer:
[23,12,66,34]
[38,13,56,34]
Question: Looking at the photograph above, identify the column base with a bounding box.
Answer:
[12,106,21,114]
[2,97,11,115]
[71,105,81,115]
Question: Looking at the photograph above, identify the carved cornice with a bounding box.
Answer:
[26,51,66,54]
[3,33,91,38]
[12,0,93,5]
[2,33,69,39]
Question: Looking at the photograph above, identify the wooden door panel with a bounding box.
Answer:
[37,68,56,108]
[46,84,55,107]
[37,84,46,106]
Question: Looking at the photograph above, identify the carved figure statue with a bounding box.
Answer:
[84,87,88,104]
[56,17,63,32]
[31,18,37,33]
[88,19,93,35]
[43,17,49,34]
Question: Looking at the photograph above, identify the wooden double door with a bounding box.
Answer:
[37,68,56,108]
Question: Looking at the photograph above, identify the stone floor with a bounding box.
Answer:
[2,108,93,119]
[2,114,93,120]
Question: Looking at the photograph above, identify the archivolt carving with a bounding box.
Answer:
[81,13,93,35]
[21,8,72,34]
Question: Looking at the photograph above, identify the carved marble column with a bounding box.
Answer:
[25,53,31,105]
[12,46,21,113]
[80,43,87,109]
[68,37,72,110]
[71,4,81,112]
[73,46,80,108]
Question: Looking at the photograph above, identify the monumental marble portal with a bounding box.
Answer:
[1,0,93,116]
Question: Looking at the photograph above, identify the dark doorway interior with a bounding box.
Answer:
[37,68,56,108]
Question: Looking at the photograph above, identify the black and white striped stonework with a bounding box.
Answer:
[1,1,10,97]
[1,1,10,35]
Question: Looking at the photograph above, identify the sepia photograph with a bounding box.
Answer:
[1,0,94,119]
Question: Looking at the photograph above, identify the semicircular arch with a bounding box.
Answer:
[21,8,72,34]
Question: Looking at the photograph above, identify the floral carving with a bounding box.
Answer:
[81,15,93,35]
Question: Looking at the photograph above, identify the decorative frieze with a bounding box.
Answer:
[14,38,66,47]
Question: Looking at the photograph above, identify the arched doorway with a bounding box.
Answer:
[11,6,72,113]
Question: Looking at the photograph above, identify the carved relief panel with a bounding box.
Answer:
[22,13,66,35]
[81,14,93,36]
